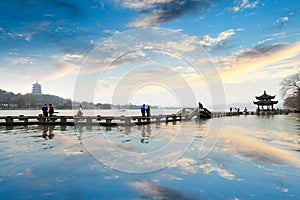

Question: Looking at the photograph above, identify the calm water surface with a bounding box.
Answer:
[0,111,299,200]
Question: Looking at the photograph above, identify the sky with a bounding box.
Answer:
[0,0,300,108]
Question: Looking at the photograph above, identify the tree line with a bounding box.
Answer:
[0,89,158,110]
[0,89,72,109]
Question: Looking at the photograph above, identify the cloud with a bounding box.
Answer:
[103,29,120,35]
[6,57,36,65]
[78,29,204,76]
[56,53,84,63]
[43,54,81,80]
[257,32,288,45]
[83,27,234,74]
[6,53,81,82]
[274,16,289,28]
[217,41,300,83]
[127,0,215,27]
[229,0,259,12]
[122,0,173,9]
[199,29,236,47]
[35,58,78,82]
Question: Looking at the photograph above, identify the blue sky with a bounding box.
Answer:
[1,0,300,107]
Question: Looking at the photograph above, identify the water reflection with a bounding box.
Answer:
[77,121,196,172]
[20,115,300,173]
[129,181,197,200]
[256,114,275,119]
[40,125,55,140]
[1,114,300,199]
[138,125,151,144]
[291,113,300,132]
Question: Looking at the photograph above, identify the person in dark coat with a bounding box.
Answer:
[198,102,203,109]
[42,104,48,117]
[49,104,54,117]
[146,105,151,117]
[140,104,146,117]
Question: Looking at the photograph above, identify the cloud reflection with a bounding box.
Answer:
[167,122,300,180]
[129,181,197,200]
[198,163,236,180]
[169,157,238,180]
[218,126,300,168]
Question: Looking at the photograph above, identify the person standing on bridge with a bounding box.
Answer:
[76,104,83,117]
[77,104,83,117]
[42,104,48,118]
[146,105,151,117]
[198,102,203,109]
[198,101,211,115]
[49,104,54,117]
[141,104,146,117]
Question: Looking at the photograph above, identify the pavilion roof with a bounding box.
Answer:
[255,90,276,100]
[253,100,278,105]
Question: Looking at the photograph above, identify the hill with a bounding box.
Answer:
[0,89,72,109]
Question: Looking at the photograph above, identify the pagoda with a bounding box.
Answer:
[32,81,42,94]
[253,90,278,111]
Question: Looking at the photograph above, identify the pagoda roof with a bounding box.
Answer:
[253,100,278,105]
[255,90,276,100]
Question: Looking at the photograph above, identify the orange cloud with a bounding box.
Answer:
[217,41,300,83]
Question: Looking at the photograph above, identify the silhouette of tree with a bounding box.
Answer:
[280,73,300,98]
[280,73,300,109]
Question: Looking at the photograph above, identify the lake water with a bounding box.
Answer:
[0,110,299,200]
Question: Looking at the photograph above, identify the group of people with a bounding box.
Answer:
[229,107,240,113]
[140,104,151,117]
[229,107,247,113]
[41,104,84,119]
[41,104,55,118]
